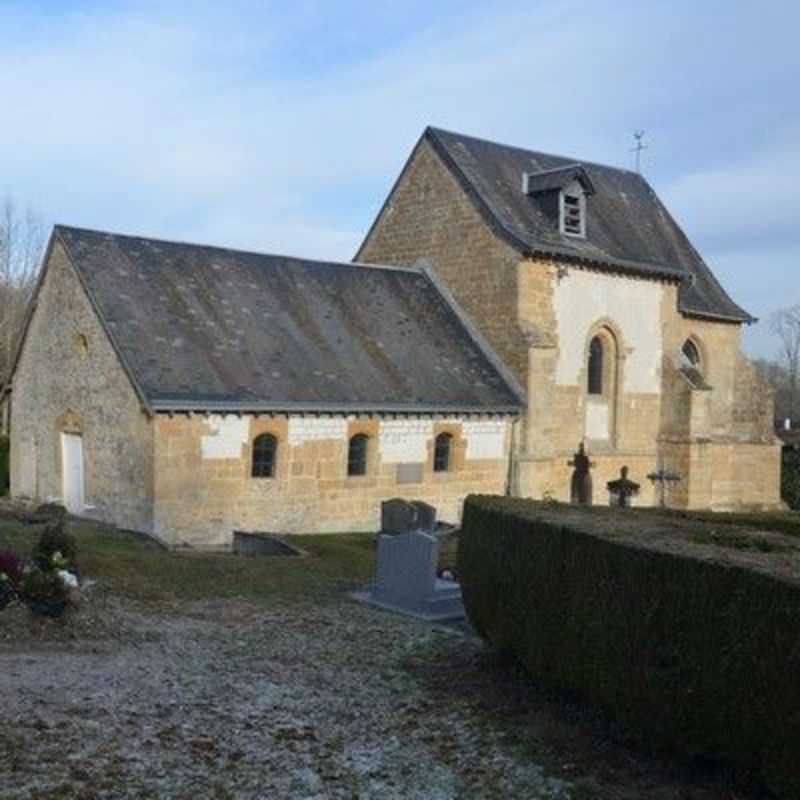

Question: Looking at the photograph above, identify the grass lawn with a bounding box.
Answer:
[0,515,377,607]
[1,504,795,607]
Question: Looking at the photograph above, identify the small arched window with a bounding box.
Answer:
[348,434,369,476]
[252,434,277,478]
[681,339,701,370]
[434,433,453,473]
[587,336,604,395]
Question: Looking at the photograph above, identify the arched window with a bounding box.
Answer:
[434,433,452,472]
[587,336,604,395]
[681,339,701,370]
[347,434,369,476]
[251,434,277,478]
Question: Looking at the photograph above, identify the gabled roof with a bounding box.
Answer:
[35,226,524,414]
[419,127,752,323]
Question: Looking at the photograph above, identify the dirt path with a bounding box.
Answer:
[0,596,768,799]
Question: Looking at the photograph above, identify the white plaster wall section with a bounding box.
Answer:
[463,420,507,460]
[201,415,251,459]
[552,269,663,393]
[379,419,433,463]
[288,417,348,446]
[585,401,609,440]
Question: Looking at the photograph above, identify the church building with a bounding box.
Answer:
[1,127,781,546]
[4,226,522,546]
[357,127,780,510]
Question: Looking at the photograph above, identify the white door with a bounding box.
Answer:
[61,433,84,513]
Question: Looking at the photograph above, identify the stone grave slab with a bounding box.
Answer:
[352,525,464,622]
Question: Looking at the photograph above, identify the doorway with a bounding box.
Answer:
[61,433,84,513]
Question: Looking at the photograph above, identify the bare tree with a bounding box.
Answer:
[0,198,46,383]
[770,304,800,424]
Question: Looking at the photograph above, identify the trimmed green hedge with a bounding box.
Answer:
[664,506,800,538]
[458,496,800,799]
[782,448,800,511]
[0,436,8,496]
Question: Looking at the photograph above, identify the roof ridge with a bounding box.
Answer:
[54,224,422,276]
[425,126,642,177]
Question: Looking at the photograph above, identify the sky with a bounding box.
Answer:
[1,0,798,358]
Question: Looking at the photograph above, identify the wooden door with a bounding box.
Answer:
[61,433,84,513]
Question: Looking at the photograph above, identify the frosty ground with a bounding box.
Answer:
[0,518,769,799]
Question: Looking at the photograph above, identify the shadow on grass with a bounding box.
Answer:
[402,642,773,800]
[0,516,376,608]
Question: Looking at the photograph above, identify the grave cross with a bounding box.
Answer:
[569,442,594,505]
[646,463,681,508]
[607,466,640,508]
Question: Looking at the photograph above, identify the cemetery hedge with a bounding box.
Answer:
[458,495,800,800]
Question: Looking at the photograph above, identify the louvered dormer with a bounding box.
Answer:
[522,164,595,240]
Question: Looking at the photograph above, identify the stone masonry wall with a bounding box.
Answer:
[153,413,511,546]
[357,139,528,385]
[10,240,154,531]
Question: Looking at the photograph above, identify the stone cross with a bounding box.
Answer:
[607,466,640,507]
[569,442,594,505]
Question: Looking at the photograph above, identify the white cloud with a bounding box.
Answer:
[0,0,797,286]
[662,135,800,250]
[0,2,667,258]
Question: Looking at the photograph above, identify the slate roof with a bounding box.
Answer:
[523,164,595,195]
[419,127,752,323]
[49,226,524,414]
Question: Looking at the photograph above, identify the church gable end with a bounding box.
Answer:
[9,235,154,531]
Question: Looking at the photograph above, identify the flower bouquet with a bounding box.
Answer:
[0,551,23,610]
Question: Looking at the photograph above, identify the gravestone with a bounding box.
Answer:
[352,500,464,621]
[411,501,437,533]
[233,531,304,557]
[381,498,417,534]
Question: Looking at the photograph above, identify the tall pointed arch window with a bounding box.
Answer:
[681,339,701,371]
[587,336,604,395]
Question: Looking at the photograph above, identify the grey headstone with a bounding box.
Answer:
[396,463,424,485]
[374,531,438,611]
[352,512,464,622]
[381,498,416,534]
[411,501,437,533]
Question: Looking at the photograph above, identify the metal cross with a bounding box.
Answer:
[646,462,681,508]
[631,130,648,173]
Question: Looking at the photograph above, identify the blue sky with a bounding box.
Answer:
[1,1,798,357]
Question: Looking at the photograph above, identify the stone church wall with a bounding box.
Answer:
[9,241,155,532]
[359,136,781,510]
[152,413,512,547]
[357,139,529,385]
